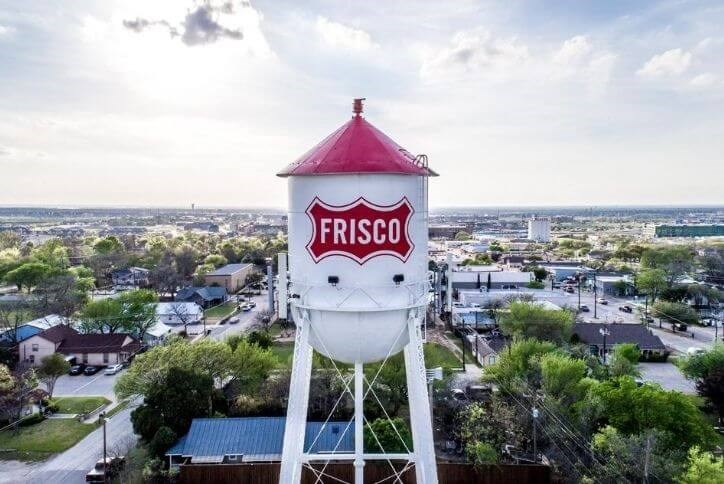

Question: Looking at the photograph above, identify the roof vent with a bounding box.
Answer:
[353,98,365,116]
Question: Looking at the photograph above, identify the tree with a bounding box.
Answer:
[679,345,724,423]
[678,446,724,484]
[456,398,526,464]
[484,338,557,390]
[652,300,699,326]
[539,353,589,407]
[173,245,199,281]
[32,238,70,268]
[131,367,212,445]
[204,254,227,268]
[466,442,498,465]
[364,417,412,453]
[641,246,695,287]
[93,236,124,255]
[585,376,715,451]
[33,274,89,318]
[532,266,548,282]
[592,426,684,482]
[150,253,181,298]
[499,302,573,343]
[116,289,158,340]
[365,353,407,417]
[227,339,276,394]
[608,344,640,378]
[37,353,70,399]
[253,310,275,333]
[148,426,177,458]
[454,231,472,241]
[636,268,667,303]
[4,262,52,292]
[116,339,239,400]
[79,298,125,333]
[484,299,504,326]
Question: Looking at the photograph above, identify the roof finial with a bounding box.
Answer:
[353,98,365,117]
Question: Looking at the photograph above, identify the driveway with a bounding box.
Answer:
[207,293,267,341]
[0,403,138,484]
[638,362,697,394]
[53,371,123,401]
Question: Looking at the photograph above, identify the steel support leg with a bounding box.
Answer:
[354,362,365,484]
[404,314,439,484]
[279,312,314,484]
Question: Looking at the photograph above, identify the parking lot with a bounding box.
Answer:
[52,369,123,401]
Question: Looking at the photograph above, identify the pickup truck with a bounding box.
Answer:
[86,456,125,482]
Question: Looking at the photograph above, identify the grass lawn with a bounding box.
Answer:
[51,396,110,414]
[104,400,129,419]
[424,342,463,370]
[0,419,97,461]
[204,301,238,319]
[271,342,295,368]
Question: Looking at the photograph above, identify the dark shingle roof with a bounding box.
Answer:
[57,332,141,354]
[37,325,80,344]
[176,286,228,302]
[166,417,354,459]
[572,323,666,350]
[206,263,252,276]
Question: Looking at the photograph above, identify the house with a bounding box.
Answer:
[571,322,668,361]
[204,263,254,293]
[166,417,354,468]
[471,334,508,366]
[144,321,174,346]
[589,274,634,296]
[501,255,526,269]
[175,286,228,309]
[155,302,204,326]
[111,267,150,287]
[0,324,44,345]
[19,325,141,366]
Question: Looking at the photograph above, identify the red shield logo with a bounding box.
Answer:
[306,197,414,264]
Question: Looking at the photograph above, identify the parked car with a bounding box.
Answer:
[565,287,575,294]
[69,365,85,376]
[687,347,705,356]
[673,322,688,331]
[104,364,123,375]
[579,305,590,312]
[619,305,633,313]
[247,301,257,308]
[83,366,100,376]
[597,298,609,305]
[241,304,252,312]
[501,284,518,290]
[86,457,125,482]
[228,317,240,324]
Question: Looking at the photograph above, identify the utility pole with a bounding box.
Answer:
[643,433,652,484]
[577,276,581,310]
[600,326,610,363]
[100,411,107,484]
[644,295,649,327]
[532,406,539,463]
[593,272,598,319]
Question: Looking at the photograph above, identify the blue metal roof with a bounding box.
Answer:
[166,417,354,458]
[206,263,252,276]
[175,286,228,302]
[0,324,43,343]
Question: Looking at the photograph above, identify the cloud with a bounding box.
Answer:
[123,1,245,46]
[553,35,592,64]
[0,24,16,38]
[689,73,717,88]
[315,17,377,51]
[0,146,13,156]
[421,29,528,79]
[637,48,692,77]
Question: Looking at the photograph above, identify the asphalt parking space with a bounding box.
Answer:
[52,369,122,400]
[638,362,696,394]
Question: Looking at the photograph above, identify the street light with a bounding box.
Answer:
[99,411,107,484]
[599,326,610,363]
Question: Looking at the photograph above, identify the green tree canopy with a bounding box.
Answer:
[93,236,124,255]
[454,231,472,241]
[484,337,558,390]
[641,245,695,287]
[364,417,412,453]
[499,302,573,343]
[678,446,724,484]
[636,268,667,302]
[652,300,699,326]
[38,353,71,399]
[4,262,52,292]
[585,376,715,451]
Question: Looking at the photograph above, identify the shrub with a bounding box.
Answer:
[19,412,45,427]
[527,280,545,289]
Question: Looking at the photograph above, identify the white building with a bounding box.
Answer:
[527,217,551,242]
[155,302,204,326]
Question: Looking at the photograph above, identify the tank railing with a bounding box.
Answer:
[290,280,429,311]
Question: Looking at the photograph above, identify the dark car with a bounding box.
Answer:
[86,456,125,482]
[69,365,85,376]
[83,366,100,376]
[579,305,590,312]
[619,305,633,313]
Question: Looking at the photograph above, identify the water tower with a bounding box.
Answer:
[278,99,438,483]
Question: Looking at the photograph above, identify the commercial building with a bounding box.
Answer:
[572,323,668,361]
[527,217,551,242]
[654,224,724,238]
[429,224,467,239]
[204,263,254,293]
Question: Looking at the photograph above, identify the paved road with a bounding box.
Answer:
[207,293,267,341]
[1,404,138,484]
[53,371,123,401]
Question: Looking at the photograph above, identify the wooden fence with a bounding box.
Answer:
[179,461,551,484]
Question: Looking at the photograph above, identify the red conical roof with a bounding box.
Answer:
[277,104,436,177]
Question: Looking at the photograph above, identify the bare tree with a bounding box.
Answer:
[253,310,275,333]
[167,302,199,336]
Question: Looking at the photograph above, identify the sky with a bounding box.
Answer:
[0,0,723,209]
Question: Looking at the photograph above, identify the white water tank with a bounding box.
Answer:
[278,100,436,364]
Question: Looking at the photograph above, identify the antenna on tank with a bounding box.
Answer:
[352,97,366,116]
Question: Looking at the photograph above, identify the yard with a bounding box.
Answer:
[271,342,295,368]
[51,396,110,415]
[0,419,97,461]
[204,301,238,319]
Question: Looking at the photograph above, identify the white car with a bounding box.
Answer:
[104,364,124,375]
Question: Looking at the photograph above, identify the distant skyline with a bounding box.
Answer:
[1,0,723,208]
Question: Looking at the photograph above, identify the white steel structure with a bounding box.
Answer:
[527,216,551,242]
[277,100,438,484]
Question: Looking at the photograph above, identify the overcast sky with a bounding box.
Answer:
[1,0,723,209]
